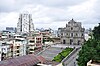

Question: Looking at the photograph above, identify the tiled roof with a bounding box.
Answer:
[0,54,40,66]
[37,56,46,64]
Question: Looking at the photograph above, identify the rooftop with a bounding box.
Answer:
[0,54,46,66]
[87,60,100,66]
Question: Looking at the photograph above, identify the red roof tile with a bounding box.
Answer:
[0,54,40,66]
[37,56,46,64]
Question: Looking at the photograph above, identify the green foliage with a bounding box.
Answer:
[52,48,73,62]
[77,39,99,66]
[92,23,100,40]
[78,23,100,66]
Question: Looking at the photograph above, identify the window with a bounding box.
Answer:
[76,33,78,36]
[36,41,39,43]
[71,33,73,37]
[78,40,80,45]
[17,46,20,49]
[16,50,19,53]
[63,40,66,44]
[66,33,68,35]
[70,39,73,45]
[29,52,33,54]
[2,48,6,50]
[71,27,73,30]
[61,33,63,36]
[29,49,34,51]
[39,41,40,43]
[29,40,34,43]
[82,33,84,37]
[17,54,19,56]
[66,24,68,27]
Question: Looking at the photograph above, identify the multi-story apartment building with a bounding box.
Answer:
[27,37,36,54]
[27,32,43,54]
[12,34,27,57]
[1,30,11,40]
[6,27,17,33]
[58,19,85,45]
[40,30,52,42]
[0,31,29,60]
[35,35,43,49]
[0,41,13,61]
[17,13,34,33]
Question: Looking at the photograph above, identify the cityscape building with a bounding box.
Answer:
[17,13,34,33]
[58,19,85,45]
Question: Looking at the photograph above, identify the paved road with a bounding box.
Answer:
[62,48,81,66]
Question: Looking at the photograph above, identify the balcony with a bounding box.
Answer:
[15,38,25,40]
[28,43,35,45]
[28,46,35,49]
[29,51,34,53]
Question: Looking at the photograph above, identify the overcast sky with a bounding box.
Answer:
[0,0,100,30]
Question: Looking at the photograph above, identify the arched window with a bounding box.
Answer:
[71,33,73,37]
[71,27,73,30]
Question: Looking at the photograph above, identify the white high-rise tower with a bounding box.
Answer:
[17,13,34,33]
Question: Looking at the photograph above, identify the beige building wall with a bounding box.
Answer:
[59,19,85,45]
[87,60,100,66]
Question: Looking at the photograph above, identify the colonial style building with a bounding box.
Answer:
[58,19,85,45]
[17,13,34,33]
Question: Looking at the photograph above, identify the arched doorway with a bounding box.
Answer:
[70,39,73,45]
[78,40,80,45]
[63,40,66,44]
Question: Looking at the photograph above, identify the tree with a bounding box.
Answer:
[77,39,98,66]
[77,23,100,66]
[92,23,100,40]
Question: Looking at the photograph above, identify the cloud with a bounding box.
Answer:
[33,0,87,8]
[0,0,100,30]
[0,0,87,12]
[0,12,18,29]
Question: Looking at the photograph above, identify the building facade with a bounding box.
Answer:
[59,19,85,45]
[12,34,27,57]
[27,32,43,54]
[17,13,34,33]
[6,27,17,33]
[0,41,13,61]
